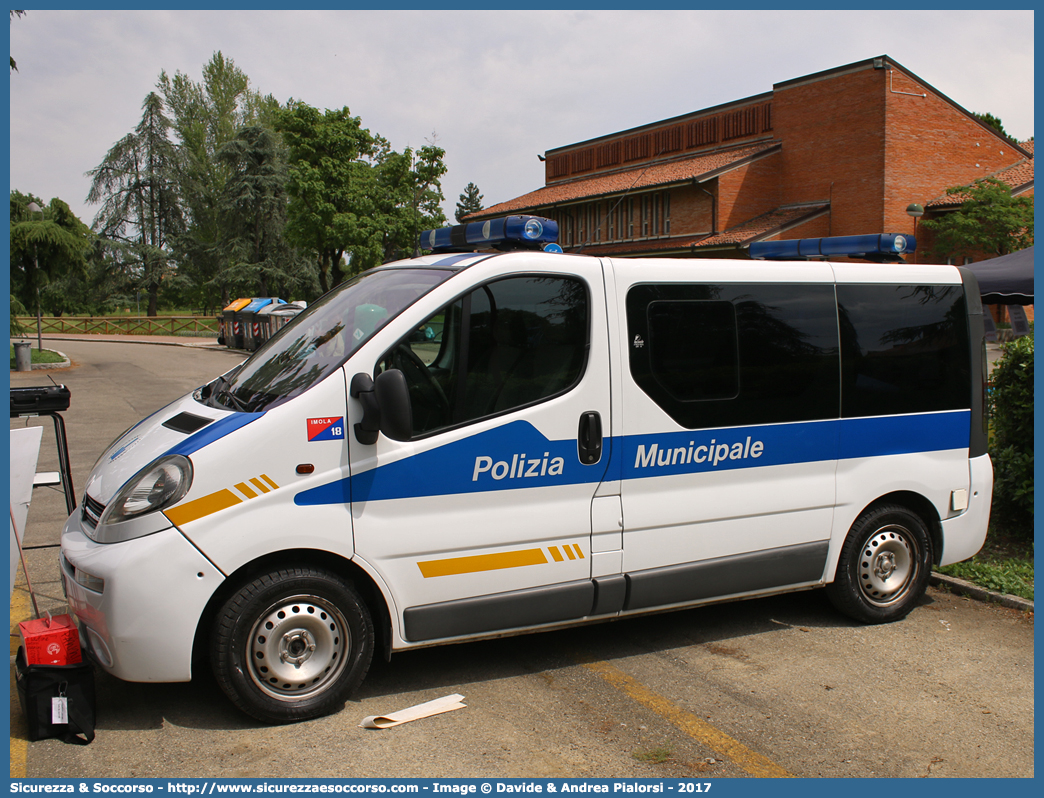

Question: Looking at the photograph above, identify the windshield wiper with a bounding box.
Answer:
[216,388,250,412]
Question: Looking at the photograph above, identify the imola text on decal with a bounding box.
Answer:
[472,453,566,482]
[634,436,764,469]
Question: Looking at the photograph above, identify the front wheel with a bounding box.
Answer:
[211,567,374,724]
[826,504,932,624]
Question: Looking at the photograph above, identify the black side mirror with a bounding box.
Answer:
[350,370,413,444]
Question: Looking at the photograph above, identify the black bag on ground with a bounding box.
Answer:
[14,647,96,745]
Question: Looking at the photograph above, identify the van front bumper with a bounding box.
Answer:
[59,511,225,683]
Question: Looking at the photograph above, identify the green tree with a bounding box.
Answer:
[989,333,1033,536]
[10,11,25,72]
[86,92,185,316]
[277,102,377,293]
[43,237,142,316]
[972,112,1009,140]
[375,140,448,264]
[455,181,484,223]
[920,176,1033,262]
[218,125,317,300]
[9,191,92,345]
[159,52,281,311]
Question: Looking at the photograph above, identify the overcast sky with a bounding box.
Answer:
[7,8,1035,229]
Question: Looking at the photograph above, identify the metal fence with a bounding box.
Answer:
[13,316,218,337]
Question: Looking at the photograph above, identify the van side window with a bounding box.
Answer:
[627,283,839,429]
[647,300,739,401]
[838,285,970,417]
[379,275,589,437]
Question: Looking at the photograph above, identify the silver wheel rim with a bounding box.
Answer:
[247,594,350,702]
[858,525,918,607]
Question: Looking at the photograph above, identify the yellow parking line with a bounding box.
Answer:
[581,659,793,778]
[9,587,31,778]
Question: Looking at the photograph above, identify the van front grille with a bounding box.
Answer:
[81,493,105,528]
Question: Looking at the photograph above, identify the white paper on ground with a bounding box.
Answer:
[359,693,466,729]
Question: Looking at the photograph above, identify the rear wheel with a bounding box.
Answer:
[827,504,932,624]
[211,567,373,723]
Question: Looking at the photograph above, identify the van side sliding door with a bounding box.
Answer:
[613,260,841,611]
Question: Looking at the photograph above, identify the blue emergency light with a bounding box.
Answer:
[420,215,560,253]
[748,234,916,263]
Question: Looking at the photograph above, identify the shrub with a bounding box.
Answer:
[10,295,29,336]
[989,331,1033,535]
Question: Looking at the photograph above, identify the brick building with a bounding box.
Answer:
[470,55,1034,265]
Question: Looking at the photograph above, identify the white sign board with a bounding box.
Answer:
[10,426,44,599]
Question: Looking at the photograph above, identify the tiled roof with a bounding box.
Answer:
[471,141,782,219]
[564,235,713,257]
[926,154,1034,208]
[694,203,830,248]
[562,202,830,257]
[1020,140,1034,155]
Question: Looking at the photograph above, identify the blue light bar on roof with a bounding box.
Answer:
[749,234,916,262]
[420,215,560,253]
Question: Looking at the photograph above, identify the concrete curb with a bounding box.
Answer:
[9,347,71,371]
[930,571,1034,613]
[12,334,232,352]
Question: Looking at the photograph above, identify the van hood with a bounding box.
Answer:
[83,393,241,506]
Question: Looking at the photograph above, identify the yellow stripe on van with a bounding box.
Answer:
[235,482,258,499]
[418,548,549,578]
[165,488,242,527]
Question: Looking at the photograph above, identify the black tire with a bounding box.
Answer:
[211,567,373,724]
[826,504,933,624]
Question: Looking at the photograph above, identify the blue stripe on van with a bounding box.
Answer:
[164,412,264,458]
[294,420,603,506]
[838,411,970,459]
[292,411,971,506]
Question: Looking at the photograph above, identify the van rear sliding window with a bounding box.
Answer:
[838,284,970,418]
[628,281,972,431]
[627,283,840,429]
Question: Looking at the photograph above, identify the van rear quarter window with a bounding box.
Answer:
[627,283,840,429]
[838,284,970,418]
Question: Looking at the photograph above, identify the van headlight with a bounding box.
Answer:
[98,455,193,528]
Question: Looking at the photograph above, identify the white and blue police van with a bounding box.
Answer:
[60,216,992,723]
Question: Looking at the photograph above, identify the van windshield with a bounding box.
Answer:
[206,268,454,413]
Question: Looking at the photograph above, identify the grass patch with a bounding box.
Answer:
[633,746,674,765]
[935,527,1034,601]
[10,345,65,369]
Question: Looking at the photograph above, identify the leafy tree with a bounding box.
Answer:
[455,182,484,223]
[86,92,185,316]
[989,332,1033,536]
[10,294,29,336]
[972,112,1009,140]
[277,102,377,293]
[218,125,317,300]
[43,238,142,316]
[9,192,92,344]
[411,142,448,232]
[159,52,281,311]
[920,176,1033,262]
[10,11,25,72]
[375,140,448,264]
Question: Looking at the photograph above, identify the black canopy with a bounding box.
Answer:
[965,246,1034,305]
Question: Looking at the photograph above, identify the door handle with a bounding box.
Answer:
[578,411,602,465]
